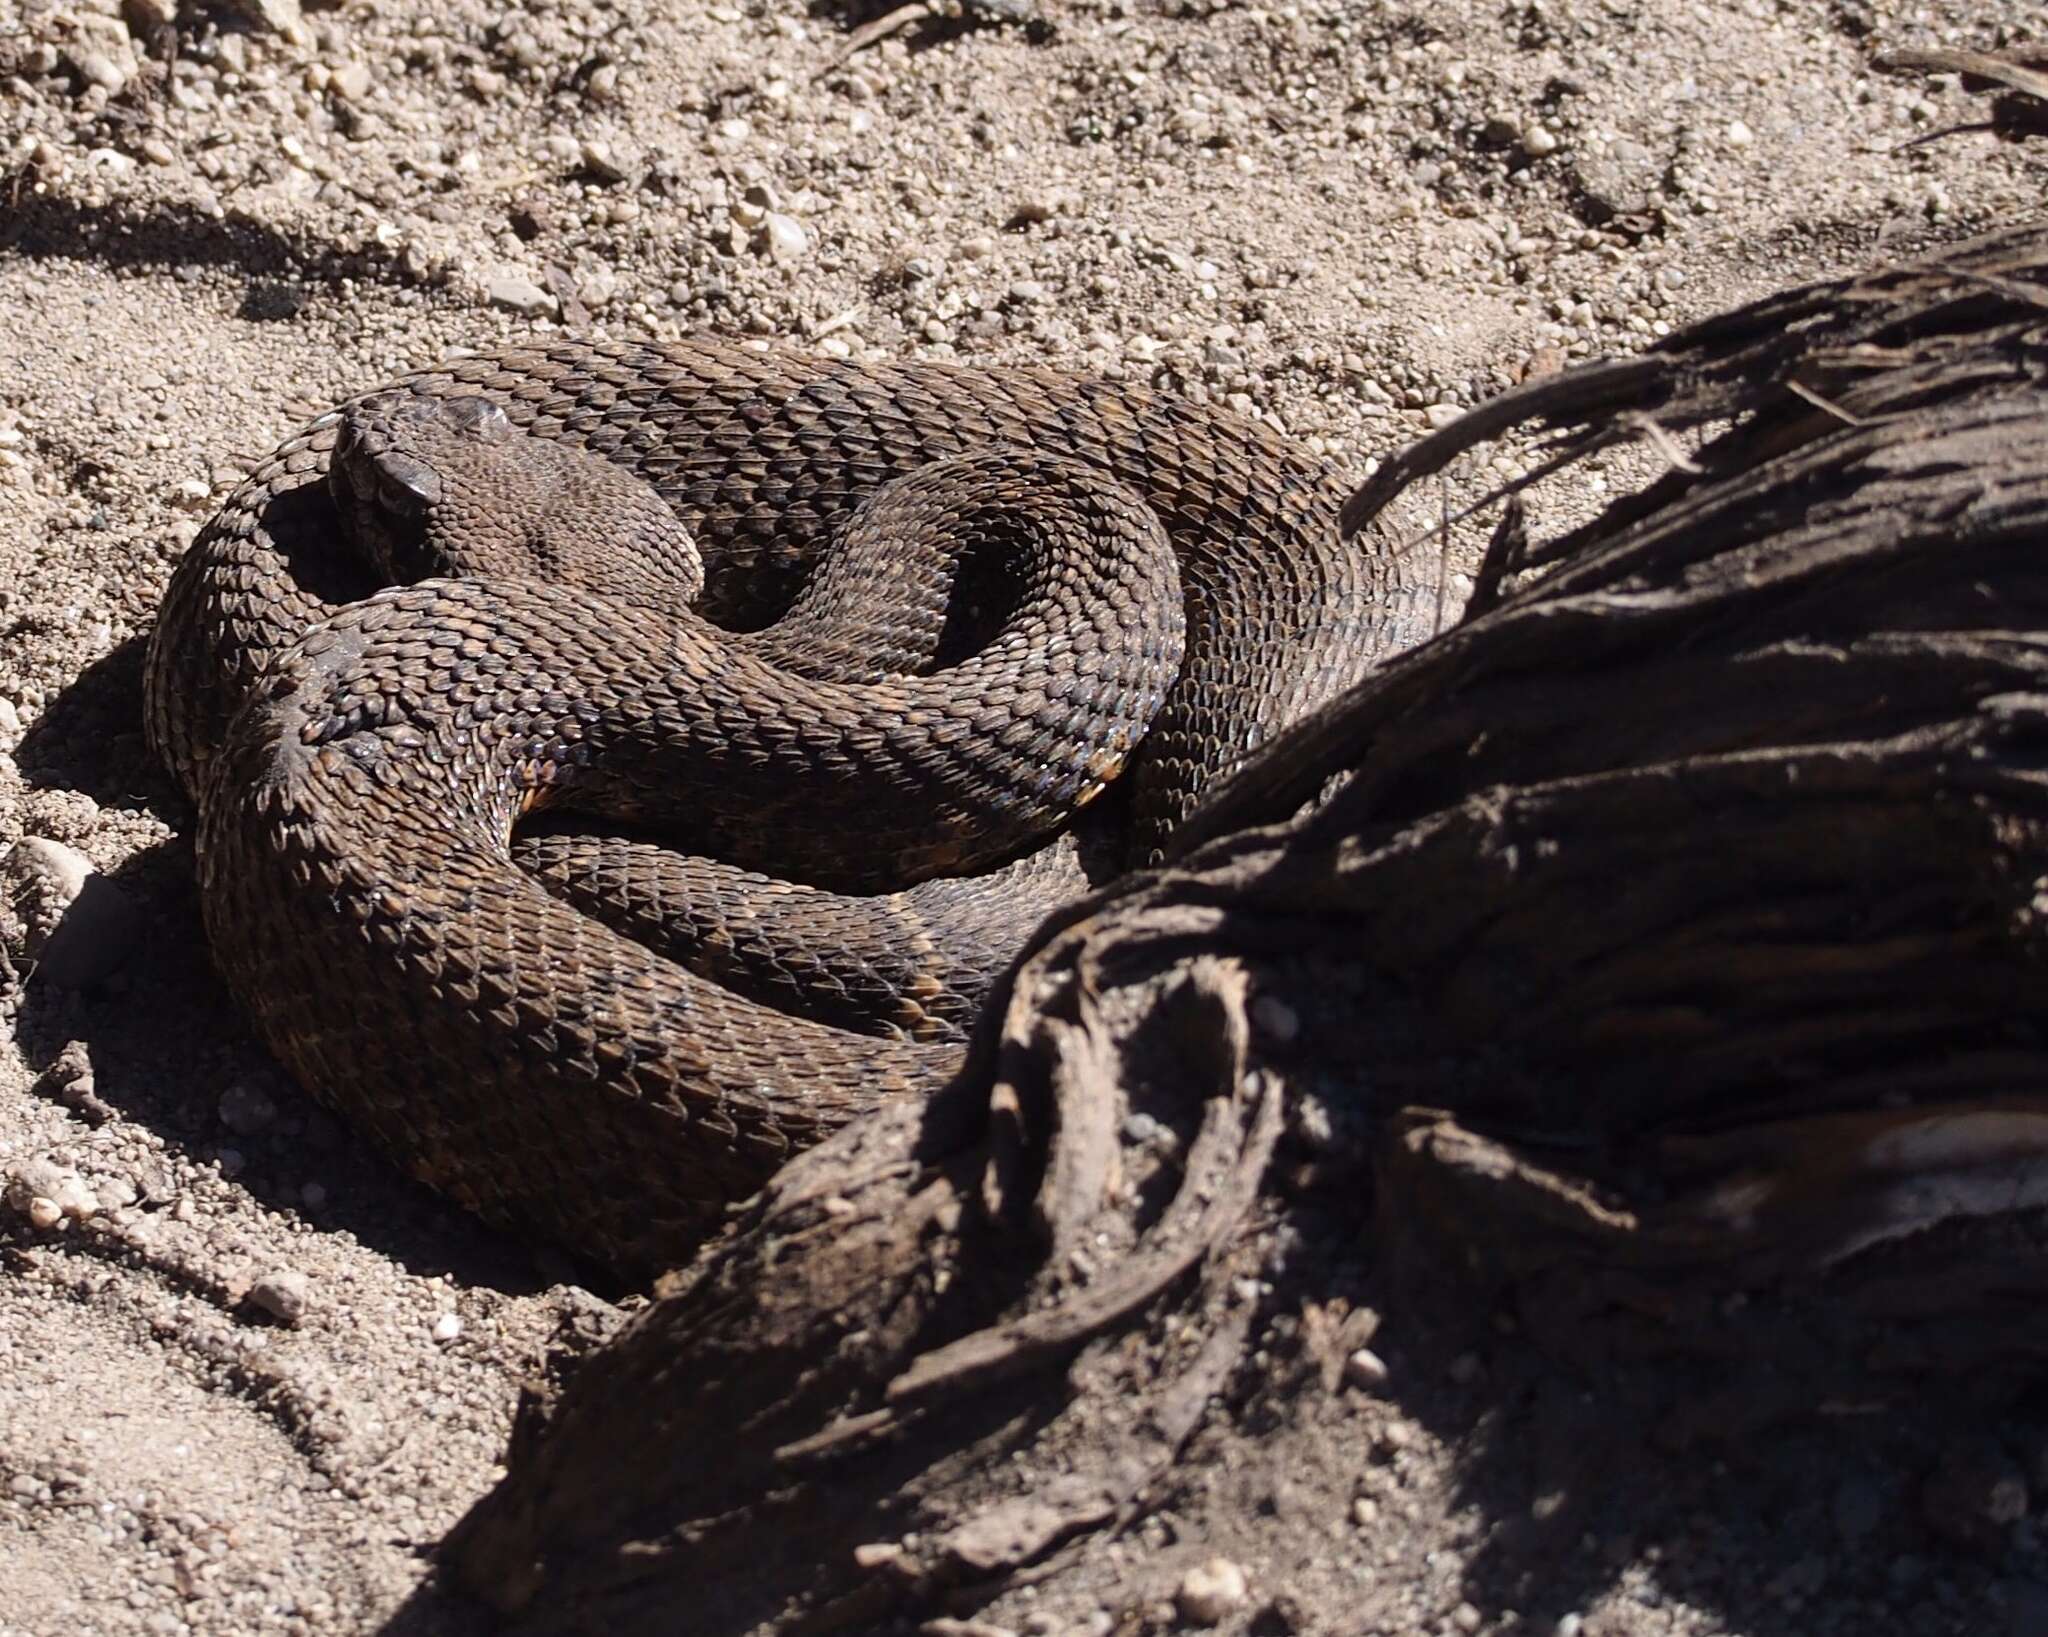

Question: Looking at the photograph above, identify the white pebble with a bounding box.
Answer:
[761,212,808,264]
[432,1312,463,1343]
[73,51,128,93]
[1175,1557,1248,1625]
[5,1159,97,1223]
[1726,119,1754,148]
[1521,123,1558,157]
[486,276,555,317]
[328,60,371,101]
[1345,1347,1390,1389]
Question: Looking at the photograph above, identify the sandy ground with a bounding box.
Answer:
[0,0,2042,1632]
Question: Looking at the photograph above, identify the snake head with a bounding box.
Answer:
[327,387,707,613]
[331,393,517,584]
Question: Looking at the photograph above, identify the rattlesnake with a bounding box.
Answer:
[145,338,1416,1274]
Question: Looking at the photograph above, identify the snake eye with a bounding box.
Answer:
[443,396,512,443]
[371,448,444,512]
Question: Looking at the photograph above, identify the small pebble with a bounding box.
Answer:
[1726,119,1754,148]
[229,0,308,42]
[761,212,808,264]
[73,51,128,93]
[1521,123,1559,157]
[35,1041,101,1121]
[249,1269,310,1325]
[485,276,555,316]
[580,139,630,184]
[328,60,371,101]
[431,1312,463,1343]
[1011,187,1079,223]
[1344,1347,1390,1389]
[5,1159,98,1223]
[1175,1557,1249,1626]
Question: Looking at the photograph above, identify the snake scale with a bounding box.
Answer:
[145,337,1415,1276]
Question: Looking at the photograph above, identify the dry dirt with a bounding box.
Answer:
[0,0,2042,1632]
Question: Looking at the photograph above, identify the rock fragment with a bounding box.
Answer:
[217,0,309,46]
[4,1158,98,1224]
[486,276,556,316]
[248,1269,311,1325]
[762,212,809,264]
[1176,1557,1249,1625]
[1,836,140,988]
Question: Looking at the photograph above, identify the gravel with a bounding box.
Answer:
[0,0,2040,1630]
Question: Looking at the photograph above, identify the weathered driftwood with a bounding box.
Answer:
[445,221,2048,1632]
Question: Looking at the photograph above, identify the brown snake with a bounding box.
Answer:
[145,337,1418,1275]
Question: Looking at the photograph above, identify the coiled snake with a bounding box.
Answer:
[146,338,1412,1275]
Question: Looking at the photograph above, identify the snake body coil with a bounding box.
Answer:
[146,338,1409,1274]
